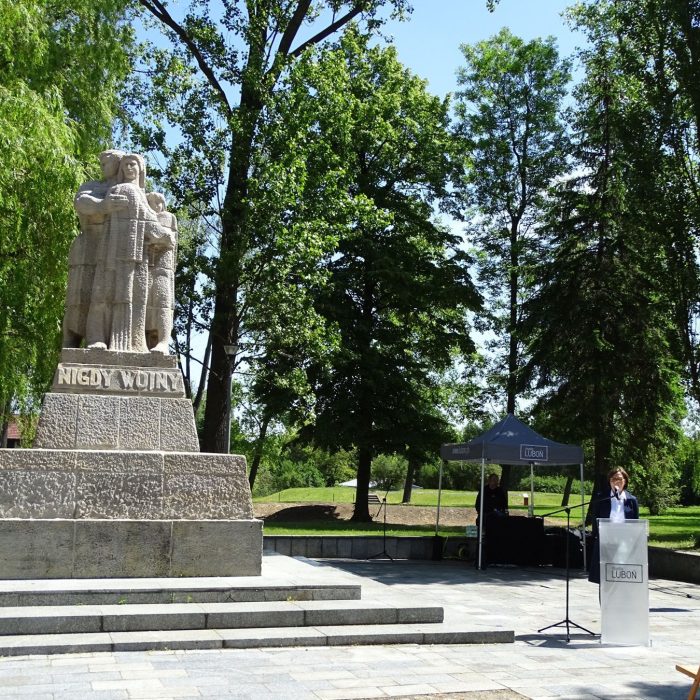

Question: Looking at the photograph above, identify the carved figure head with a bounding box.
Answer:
[147,192,166,213]
[99,149,125,180]
[119,153,146,189]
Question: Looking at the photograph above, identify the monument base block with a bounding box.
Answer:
[0,519,262,579]
[34,393,199,452]
[0,448,253,520]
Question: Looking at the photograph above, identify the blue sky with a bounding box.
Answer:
[380,0,581,98]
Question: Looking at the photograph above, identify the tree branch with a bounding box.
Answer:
[289,3,367,58]
[278,0,312,57]
[139,0,233,117]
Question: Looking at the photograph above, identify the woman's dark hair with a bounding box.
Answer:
[607,467,629,489]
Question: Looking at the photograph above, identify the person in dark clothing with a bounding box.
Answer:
[588,467,639,584]
[475,473,508,527]
[475,473,508,568]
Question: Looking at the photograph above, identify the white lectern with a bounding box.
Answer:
[599,518,649,646]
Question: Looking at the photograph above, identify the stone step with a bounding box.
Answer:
[0,582,361,607]
[0,600,444,636]
[0,624,514,657]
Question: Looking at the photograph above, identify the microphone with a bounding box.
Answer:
[613,488,620,500]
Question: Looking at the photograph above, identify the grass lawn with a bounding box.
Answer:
[259,521,467,537]
[255,487,700,550]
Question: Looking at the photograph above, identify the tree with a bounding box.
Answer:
[172,216,214,408]
[277,31,481,520]
[522,0,686,498]
[0,0,132,434]
[244,343,320,489]
[371,453,407,490]
[619,0,700,409]
[130,0,410,454]
[452,29,571,489]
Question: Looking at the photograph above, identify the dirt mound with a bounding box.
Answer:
[254,501,477,527]
[262,504,343,522]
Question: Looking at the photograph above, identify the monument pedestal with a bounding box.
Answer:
[0,519,261,579]
[0,350,263,579]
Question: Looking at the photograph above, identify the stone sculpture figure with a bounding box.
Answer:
[102,154,174,352]
[62,149,125,348]
[146,192,178,354]
[74,152,175,353]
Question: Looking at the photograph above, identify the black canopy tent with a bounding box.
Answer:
[439,414,585,569]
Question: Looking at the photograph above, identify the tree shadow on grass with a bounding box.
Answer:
[261,509,465,536]
[263,504,343,522]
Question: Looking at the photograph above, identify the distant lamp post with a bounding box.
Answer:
[223,343,238,454]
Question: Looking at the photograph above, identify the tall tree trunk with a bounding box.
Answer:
[351,262,375,522]
[501,222,520,493]
[674,4,700,157]
[248,413,271,489]
[201,76,260,452]
[586,380,613,524]
[1,399,11,448]
[402,454,419,504]
[352,444,373,522]
[561,472,574,507]
[201,305,237,452]
[193,334,212,417]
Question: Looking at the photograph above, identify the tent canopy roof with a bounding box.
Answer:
[440,413,583,465]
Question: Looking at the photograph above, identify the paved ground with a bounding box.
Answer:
[0,554,698,700]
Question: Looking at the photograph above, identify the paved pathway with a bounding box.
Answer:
[0,555,698,700]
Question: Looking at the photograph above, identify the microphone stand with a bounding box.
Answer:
[368,489,394,561]
[537,495,606,642]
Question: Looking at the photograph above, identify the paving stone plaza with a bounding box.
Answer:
[0,553,698,700]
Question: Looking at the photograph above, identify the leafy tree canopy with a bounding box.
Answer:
[0,0,132,425]
[272,29,481,519]
[129,0,412,453]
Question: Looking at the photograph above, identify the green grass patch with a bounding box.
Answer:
[255,487,700,550]
[638,506,700,550]
[261,521,465,537]
[255,487,570,509]
[256,487,358,504]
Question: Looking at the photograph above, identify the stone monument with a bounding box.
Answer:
[0,151,262,578]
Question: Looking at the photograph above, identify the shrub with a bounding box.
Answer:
[372,453,407,490]
[251,456,325,496]
[273,457,325,491]
[514,474,593,495]
[283,444,357,487]
[632,445,679,516]
[419,460,488,490]
[677,434,700,506]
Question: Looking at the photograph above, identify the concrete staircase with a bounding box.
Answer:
[0,563,514,655]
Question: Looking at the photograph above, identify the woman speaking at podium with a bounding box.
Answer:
[588,467,639,584]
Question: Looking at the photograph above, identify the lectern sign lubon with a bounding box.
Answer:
[599,519,649,646]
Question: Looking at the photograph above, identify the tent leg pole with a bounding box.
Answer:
[580,463,586,570]
[478,459,485,570]
[435,460,445,536]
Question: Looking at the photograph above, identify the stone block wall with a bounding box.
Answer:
[0,450,251,520]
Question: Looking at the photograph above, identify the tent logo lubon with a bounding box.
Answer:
[520,444,548,462]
